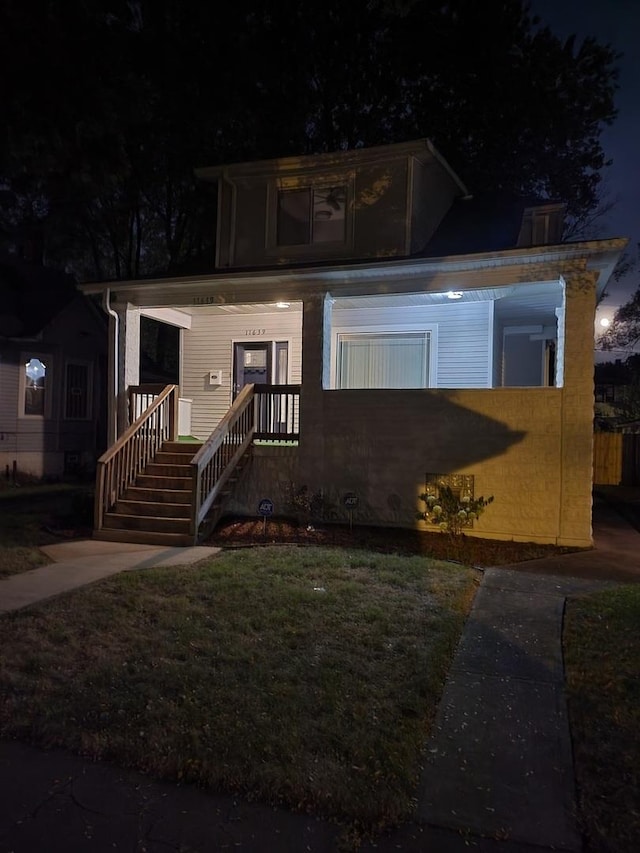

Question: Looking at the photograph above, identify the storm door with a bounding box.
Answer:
[233,341,291,435]
[233,343,271,398]
[233,341,289,398]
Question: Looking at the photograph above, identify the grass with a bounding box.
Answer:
[564,585,640,852]
[0,546,478,834]
[0,483,94,578]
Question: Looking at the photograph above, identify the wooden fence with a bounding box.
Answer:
[593,432,640,486]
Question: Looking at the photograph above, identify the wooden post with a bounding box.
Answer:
[169,385,179,441]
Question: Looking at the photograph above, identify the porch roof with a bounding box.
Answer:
[79,238,626,310]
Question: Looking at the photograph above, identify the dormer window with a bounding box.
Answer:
[277,185,347,246]
[517,204,565,248]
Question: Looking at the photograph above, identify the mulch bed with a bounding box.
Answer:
[207,516,579,568]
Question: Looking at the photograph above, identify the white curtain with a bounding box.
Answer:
[338,333,429,389]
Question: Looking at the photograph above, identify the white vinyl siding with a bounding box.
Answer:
[0,354,18,446]
[181,308,303,439]
[332,301,492,389]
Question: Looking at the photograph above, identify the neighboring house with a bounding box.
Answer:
[82,139,626,547]
[0,257,107,479]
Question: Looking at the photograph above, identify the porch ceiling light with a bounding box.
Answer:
[276,301,290,309]
[447,291,464,299]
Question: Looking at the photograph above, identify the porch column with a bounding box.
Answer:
[557,267,598,546]
[298,292,332,491]
[114,302,140,437]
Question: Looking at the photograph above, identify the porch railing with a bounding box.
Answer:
[94,384,180,531]
[128,383,166,425]
[190,384,256,537]
[254,384,301,441]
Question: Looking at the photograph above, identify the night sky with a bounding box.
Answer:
[531,0,639,326]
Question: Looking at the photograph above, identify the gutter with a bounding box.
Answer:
[102,288,119,444]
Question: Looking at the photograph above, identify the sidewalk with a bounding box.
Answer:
[0,539,221,613]
[0,501,638,852]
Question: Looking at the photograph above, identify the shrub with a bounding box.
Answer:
[283,482,325,523]
[418,486,493,538]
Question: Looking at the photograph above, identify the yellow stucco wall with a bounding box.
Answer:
[290,270,597,546]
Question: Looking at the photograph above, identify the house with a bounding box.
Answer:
[80,139,626,547]
[0,257,107,480]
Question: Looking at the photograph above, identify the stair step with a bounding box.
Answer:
[115,500,191,518]
[145,463,192,477]
[136,474,192,490]
[123,487,192,504]
[162,441,202,454]
[155,451,198,465]
[94,528,194,547]
[103,513,191,535]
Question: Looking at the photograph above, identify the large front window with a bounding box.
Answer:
[277,186,346,246]
[337,332,431,389]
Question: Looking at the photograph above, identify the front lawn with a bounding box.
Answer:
[0,484,93,578]
[0,546,478,834]
[564,585,640,852]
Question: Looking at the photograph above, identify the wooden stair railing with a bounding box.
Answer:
[94,384,180,533]
[190,384,255,539]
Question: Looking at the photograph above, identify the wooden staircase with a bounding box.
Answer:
[94,383,282,548]
[96,441,201,546]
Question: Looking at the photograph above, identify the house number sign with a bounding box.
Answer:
[244,329,266,336]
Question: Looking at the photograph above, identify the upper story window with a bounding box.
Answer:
[517,204,565,248]
[277,185,347,246]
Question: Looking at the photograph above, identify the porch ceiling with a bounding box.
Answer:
[333,281,563,312]
[175,282,563,317]
[183,302,303,315]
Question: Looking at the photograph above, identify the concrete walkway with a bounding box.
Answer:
[0,499,638,852]
[0,539,221,613]
[412,569,604,851]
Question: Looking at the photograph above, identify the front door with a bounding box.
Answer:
[233,341,290,398]
[233,342,271,398]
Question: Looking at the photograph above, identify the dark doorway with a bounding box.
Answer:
[140,317,179,384]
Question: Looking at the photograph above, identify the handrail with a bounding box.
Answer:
[190,384,255,536]
[94,384,179,531]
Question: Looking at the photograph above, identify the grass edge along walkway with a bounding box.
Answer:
[564,584,640,853]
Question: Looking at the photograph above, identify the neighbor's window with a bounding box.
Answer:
[23,357,47,416]
[277,185,346,246]
[64,361,91,419]
[337,332,431,389]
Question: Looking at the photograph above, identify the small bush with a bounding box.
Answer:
[418,486,493,538]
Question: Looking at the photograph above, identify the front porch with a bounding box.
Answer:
[93,383,301,545]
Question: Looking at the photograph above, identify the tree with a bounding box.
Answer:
[0,0,621,281]
[600,285,640,356]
